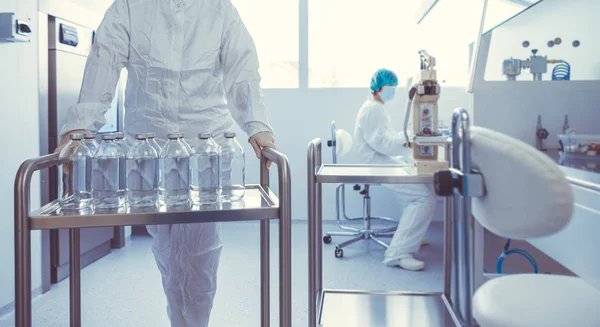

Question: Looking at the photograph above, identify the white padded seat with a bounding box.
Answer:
[473,274,600,327]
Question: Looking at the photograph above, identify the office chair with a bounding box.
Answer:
[323,121,399,258]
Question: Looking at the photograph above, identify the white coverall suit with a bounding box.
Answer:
[60,0,274,325]
[353,98,436,265]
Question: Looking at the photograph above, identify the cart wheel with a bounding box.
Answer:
[323,235,332,244]
[335,247,344,258]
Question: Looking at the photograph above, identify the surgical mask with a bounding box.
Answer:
[379,86,396,103]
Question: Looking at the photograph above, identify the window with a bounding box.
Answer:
[231,0,299,88]
[308,0,422,88]
[308,0,527,88]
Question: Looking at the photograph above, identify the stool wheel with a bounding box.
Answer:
[335,247,344,258]
[323,235,332,244]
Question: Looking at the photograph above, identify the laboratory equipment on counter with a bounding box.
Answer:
[159,133,191,207]
[191,133,220,205]
[93,134,126,209]
[502,49,564,81]
[535,115,549,151]
[58,133,92,211]
[220,132,245,202]
[126,134,159,208]
[559,133,600,156]
[562,114,571,134]
[403,50,450,176]
[14,148,292,327]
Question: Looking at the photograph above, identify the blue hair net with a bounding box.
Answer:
[370,69,398,92]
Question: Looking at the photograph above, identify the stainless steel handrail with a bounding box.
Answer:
[566,176,600,193]
[15,149,292,327]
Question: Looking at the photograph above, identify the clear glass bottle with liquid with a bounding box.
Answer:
[146,132,162,154]
[93,134,126,209]
[83,133,99,155]
[219,132,245,202]
[126,134,159,208]
[191,133,220,204]
[179,134,194,155]
[115,132,128,193]
[58,133,93,210]
[159,133,190,207]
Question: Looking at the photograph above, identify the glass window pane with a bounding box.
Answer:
[231,0,299,88]
[308,0,527,88]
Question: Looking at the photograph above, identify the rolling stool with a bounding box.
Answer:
[323,121,398,258]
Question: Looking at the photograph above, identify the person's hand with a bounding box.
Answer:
[249,132,276,169]
[54,129,87,154]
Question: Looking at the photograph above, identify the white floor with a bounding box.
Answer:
[0,221,444,327]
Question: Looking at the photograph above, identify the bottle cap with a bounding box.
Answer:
[167,133,183,140]
[146,132,156,139]
[224,132,236,138]
[83,133,95,139]
[135,134,147,140]
[102,134,116,141]
[198,132,212,139]
[115,132,125,139]
[70,133,84,140]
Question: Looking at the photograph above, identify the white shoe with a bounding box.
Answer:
[384,255,425,271]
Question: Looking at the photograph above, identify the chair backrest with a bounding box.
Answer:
[470,126,574,239]
[330,121,353,164]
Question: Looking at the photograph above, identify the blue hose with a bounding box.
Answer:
[552,60,571,81]
[497,239,539,274]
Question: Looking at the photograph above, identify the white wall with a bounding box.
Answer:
[0,0,42,313]
[240,87,471,221]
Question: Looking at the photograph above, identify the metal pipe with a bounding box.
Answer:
[315,143,323,296]
[263,148,293,327]
[443,142,453,302]
[260,156,270,327]
[70,228,81,327]
[307,139,319,327]
[15,153,62,327]
[452,108,475,326]
[566,177,600,192]
[331,121,337,164]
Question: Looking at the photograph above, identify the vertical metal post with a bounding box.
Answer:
[307,140,318,327]
[70,228,81,327]
[443,142,453,302]
[315,143,323,296]
[276,152,293,327]
[363,193,371,239]
[15,163,33,327]
[451,109,475,326]
[260,157,270,327]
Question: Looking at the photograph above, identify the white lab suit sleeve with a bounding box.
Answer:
[363,105,408,157]
[221,1,274,138]
[58,0,130,136]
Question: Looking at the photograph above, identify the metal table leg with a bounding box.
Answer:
[260,160,270,327]
[307,140,319,327]
[70,228,81,327]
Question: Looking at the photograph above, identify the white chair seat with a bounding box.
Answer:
[473,274,600,327]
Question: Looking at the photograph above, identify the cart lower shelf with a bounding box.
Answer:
[318,290,460,327]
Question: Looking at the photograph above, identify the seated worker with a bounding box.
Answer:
[353,68,436,271]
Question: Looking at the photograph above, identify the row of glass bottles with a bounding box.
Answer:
[58,131,245,211]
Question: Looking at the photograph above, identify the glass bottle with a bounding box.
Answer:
[126,134,159,208]
[159,133,190,207]
[219,132,245,202]
[190,133,220,204]
[92,134,126,209]
[58,133,93,210]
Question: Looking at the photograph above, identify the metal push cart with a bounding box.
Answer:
[307,108,483,327]
[14,148,292,327]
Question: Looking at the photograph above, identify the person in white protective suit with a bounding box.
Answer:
[56,0,276,325]
[353,68,436,271]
